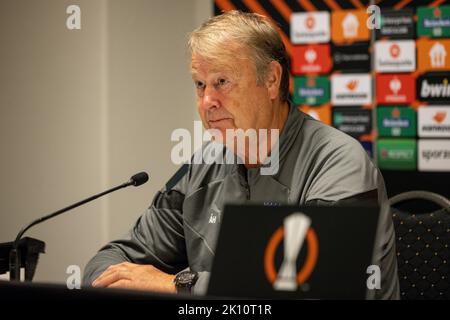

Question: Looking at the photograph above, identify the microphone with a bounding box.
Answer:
[9,171,149,281]
[129,171,149,186]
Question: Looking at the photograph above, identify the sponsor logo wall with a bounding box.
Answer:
[291,6,374,158]
[373,4,450,172]
[214,1,450,173]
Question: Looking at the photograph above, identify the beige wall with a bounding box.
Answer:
[0,0,212,283]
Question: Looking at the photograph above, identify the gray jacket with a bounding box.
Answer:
[83,104,400,299]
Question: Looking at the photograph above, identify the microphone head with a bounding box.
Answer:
[129,172,149,187]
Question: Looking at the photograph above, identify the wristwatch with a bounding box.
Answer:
[174,270,198,294]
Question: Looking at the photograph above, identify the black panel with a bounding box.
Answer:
[229,0,251,12]
[285,0,304,13]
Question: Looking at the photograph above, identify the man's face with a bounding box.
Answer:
[190,49,275,141]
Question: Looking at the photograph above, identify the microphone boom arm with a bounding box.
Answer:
[9,172,148,281]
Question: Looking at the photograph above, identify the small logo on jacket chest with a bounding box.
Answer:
[209,213,218,224]
[264,201,281,207]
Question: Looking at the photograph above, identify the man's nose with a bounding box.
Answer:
[201,86,220,111]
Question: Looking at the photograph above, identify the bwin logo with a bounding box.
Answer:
[420,78,450,98]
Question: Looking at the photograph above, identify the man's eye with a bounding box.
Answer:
[195,81,205,89]
[217,78,228,86]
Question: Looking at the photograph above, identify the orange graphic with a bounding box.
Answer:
[331,9,369,44]
[430,0,446,7]
[215,0,235,12]
[392,107,400,119]
[434,112,447,123]
[264,226,319,285]
[390,44,400,58]
[417,39,450,72]
[298,0,317,11]
[298,105,332,125]
[394,0,412,10]
[305,14,315,29]
[346,79,358,91]
[324,0,341,11]
[434,7,441,18]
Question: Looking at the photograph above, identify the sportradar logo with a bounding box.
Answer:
[264,213,319,291]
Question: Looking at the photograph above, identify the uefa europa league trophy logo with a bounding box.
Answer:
[273,213,311,291]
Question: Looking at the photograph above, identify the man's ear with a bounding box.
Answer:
[265,60,283,101]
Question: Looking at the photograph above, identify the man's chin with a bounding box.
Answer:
[206,127,232,141]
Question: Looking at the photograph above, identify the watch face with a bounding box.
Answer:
[177,271,197,286]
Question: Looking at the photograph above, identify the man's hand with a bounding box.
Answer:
[92,262,176,293]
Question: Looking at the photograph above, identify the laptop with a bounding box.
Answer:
[207,205,380,299]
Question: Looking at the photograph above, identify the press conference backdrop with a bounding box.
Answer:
[214,0,450,200]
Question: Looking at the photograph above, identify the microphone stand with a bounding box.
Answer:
[9,173,147,281]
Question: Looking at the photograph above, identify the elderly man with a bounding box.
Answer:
[83,11,399,299]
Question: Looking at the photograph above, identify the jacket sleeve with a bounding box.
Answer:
[82,164,190,287]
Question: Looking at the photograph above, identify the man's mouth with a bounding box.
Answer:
[208,118,232,124]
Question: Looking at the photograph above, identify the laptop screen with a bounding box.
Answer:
[207,205,380,299]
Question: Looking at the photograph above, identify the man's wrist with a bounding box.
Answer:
[167,274,177,293]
